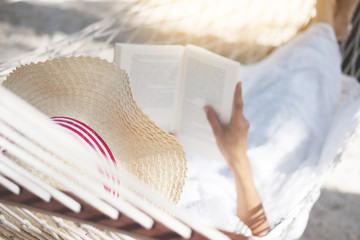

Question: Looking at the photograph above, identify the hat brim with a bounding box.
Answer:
[3,56,187,203]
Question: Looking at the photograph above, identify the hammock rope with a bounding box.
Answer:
[1,0,359,239]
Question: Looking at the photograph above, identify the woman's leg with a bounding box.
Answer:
[334,0,359,40]
[315,0,360,40]
[315,0,336,26]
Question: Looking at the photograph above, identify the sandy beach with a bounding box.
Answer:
[1,1,360,239]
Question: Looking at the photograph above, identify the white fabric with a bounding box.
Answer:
[319,74,360,169]
[178,23,348,237]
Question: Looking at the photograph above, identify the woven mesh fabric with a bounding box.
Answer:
[0,0,317,84]
[0,1,345,239]
[341,1,360,81]
[3,56,187,203]
[114,0,316,64]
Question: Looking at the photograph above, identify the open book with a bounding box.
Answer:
[114,44,241,161]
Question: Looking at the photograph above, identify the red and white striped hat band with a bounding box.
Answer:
[51,117,116,164]
[1,117,116,164]
[51,117,120,197]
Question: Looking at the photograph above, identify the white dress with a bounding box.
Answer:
[178,23,344,238]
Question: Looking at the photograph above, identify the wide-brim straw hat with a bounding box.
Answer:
[2,56,187,203]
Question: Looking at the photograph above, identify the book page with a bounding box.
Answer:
[176,45,240,160]
[114,43,184,131]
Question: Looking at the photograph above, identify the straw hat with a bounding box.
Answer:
[2,56,187,203]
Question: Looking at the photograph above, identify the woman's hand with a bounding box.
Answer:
[204,82,249,167]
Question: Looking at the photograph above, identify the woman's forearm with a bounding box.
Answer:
[229,155,269,236]
[205,82,269,236]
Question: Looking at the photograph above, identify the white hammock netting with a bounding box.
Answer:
[0,0,318,82]
[1,0,360,240]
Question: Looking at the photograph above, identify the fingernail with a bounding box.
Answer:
[203,106,209,113]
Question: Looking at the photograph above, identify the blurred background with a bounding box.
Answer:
[0,0,360,239]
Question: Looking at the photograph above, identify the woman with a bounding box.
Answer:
[179,0,359,237]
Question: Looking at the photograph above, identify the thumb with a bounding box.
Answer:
[204,106,222,136]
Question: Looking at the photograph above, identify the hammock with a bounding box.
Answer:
[1,0,360,239]
[0,0,317,82]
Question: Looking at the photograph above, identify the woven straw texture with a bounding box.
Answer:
[2,56,187,203]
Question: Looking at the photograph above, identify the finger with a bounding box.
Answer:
[231,82,244,125]
[204,106,222,136]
